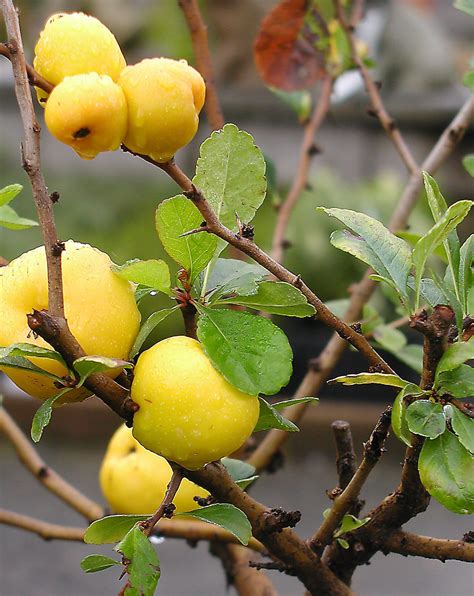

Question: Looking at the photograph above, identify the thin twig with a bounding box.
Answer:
[141,468,184,536]
[0,408,104,521]
[0,509,86,541]
[308,406,391,555]
[0,41,53,93]
[272,75,333,263]
[331,421,358,492]
[381,530,474,563]
[177,0,225,130]
[1,0,64,318]
[334,0,419,175]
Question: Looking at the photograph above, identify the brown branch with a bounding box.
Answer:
[382,530,474,563]
[0,41,53,93]
[331,420,358,492]
[309,406,391,555]
[0,509,86,541]
[177,0,225,130]
[334,0,419,175]
[187,462,352,596]
[0,408,104,521]
[142,468,184,536]
[1,0,64,318]
[272,75,333,263]
[246,95,473,472]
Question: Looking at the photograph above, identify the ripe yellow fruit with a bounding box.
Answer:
[0,241,140,403]
[118,58,206,163]
[100,425,208,514]
[45,73,128,160]
[131,336,260,470]
[34,12,126,105]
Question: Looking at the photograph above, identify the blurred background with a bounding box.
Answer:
[1,1,473,594]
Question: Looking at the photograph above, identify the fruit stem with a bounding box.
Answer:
[141,467,184,537]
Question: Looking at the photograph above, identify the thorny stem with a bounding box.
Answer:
[1,1,64,318]
[272,75,333,263]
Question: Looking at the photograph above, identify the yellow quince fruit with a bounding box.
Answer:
[0,241,140,403]
[34,12,126,105]
[100,425,208,515]
[118,58,206,163]
[45,73,128,159]
[131,336,259,470]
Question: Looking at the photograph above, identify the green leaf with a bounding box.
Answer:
[269,88,312,121]
[113,259,171,295]
[337,538,350,549]
[115,526,160,595]
[196,307,292,395]
[129,306,179,359]
[392,389,413,447]
[80,555,120,573]
[406,400,446,439]
[436,340,474,377]
[454,0,474,17]
[320,207,412,299]
[419,429,474,514]
[84,515,149,544]
[392,344,423,374]
[176,504,252,545]
[218,281,315,317]
[0,184,22,206]
[324,299,350,319]
[30,387,73,443]
[397,231,448,262]
[407,276,446,308]
[334,514,370,538]
[254,397,317,433]
[0,343,67,368]
[464,72,474,92]
[73,356,132,385]
[204,259,268,300]
[462,154,474,177]
[459,235,473,314]
[221,458,258,489]
[437,365,474,398]
[372,326,406,352]
[0,204,38,230]
[193,124,267,253]
[449,406,474,454]
[156,195,217,282]
[329,230,391,281]
[412,199,472,309]
[329,373,410,388]
[0,354,63,381]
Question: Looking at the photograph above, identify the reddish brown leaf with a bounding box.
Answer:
[254,0,327,91]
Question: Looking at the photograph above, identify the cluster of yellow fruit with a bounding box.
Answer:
[34,12,205,161]
[0,243,259,479]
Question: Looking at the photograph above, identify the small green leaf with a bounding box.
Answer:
[320,207,412,299]
[30,387,73,443]
[419,430,474,514]
[194,125,267,253]
[397,231,448,262]
[459,235,473,314]
[0,204,38,230]
[73,356,132,385]
[196,307,292,395]
[254,397,318,433]
[84,515,149,544]
[337,538,350,549]
[454,0,474,17]
[334,514,370,538]
[372,326,407,352]
[204,259,268,301]
[329,373,410,388]
[80,555,120,573]
[115,526,160,595]
[407,276,446,308]
[221,458,258,489]
[113,259,171,295]
[269,88,312,121]
[218,281,315,317]
[449,407,474,454]
[156,195,217,282]
[391,383,425,447]
[0,184,22,206]
[462,154,474,177]
[129,306,179,359]
[0,343,67,368]
[392,344,423,374]
[0,354,62,380]
[176,504,252,545]
[437,365,474,398]
[412,200,472,309]
[436,340,474,378]
[406,400,446,439]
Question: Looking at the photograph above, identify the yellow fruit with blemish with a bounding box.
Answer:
[100,425,208,514]
[0,241,140,403]
[118,58,206,163]
[44,73,127,159]
[131,336,260,470]
[34,12,126,105]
